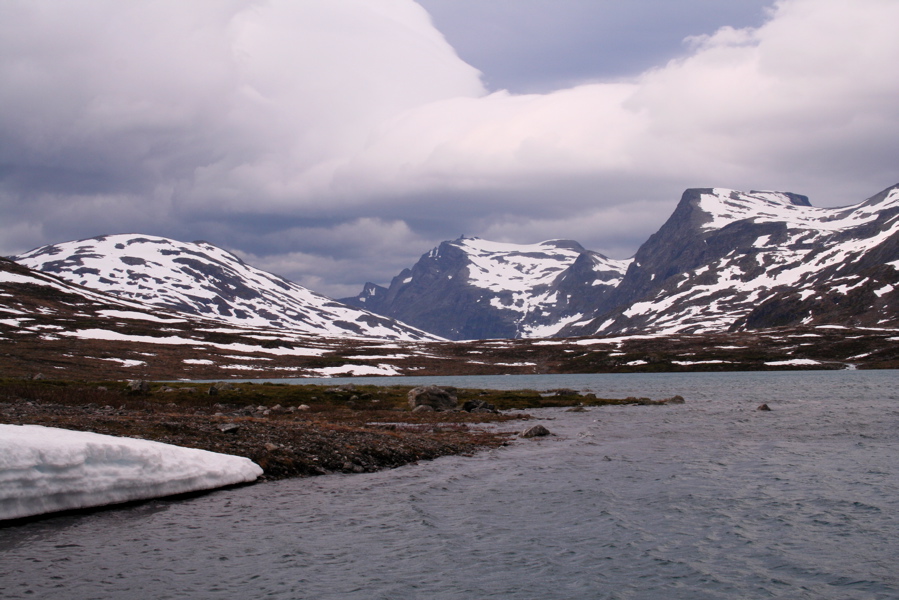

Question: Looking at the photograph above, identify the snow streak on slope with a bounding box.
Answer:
[14,235,439,341]
[699,189,884,232]
[0,424,262,520]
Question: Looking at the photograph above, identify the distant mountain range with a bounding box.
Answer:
[343,184,899,340]
[564,185,899,337]
[13,235,438,342]
[340,238,630,340]
[11,183,899,343]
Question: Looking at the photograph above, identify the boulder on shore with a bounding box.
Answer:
[408,386,457,411]
[520,424,551,438]
[125,380,150,393]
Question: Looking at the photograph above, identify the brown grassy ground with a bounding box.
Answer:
[2,379,631,481]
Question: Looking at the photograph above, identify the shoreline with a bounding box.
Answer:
[4,379,626,482]
[0,383,527,482]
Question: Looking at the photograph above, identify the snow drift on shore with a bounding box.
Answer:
[0,424,263,521]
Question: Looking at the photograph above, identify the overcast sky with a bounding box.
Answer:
[2,0,898,298]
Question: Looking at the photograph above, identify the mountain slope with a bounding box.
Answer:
[562,184,899,336]
[13,235,439,341]
[341,237,630,340]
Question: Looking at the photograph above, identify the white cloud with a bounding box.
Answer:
[336,0,899,206]
[1,0,898,293]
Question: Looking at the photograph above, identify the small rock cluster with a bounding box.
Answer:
[624,395,685,406]
[407,386,499,414]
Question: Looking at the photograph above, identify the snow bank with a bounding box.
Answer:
[0,425,263,521]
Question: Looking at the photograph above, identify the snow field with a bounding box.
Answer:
[0,425,262,521]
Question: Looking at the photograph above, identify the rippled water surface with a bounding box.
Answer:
[3,371,899,599]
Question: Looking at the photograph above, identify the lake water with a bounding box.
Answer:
[2,370,898,599]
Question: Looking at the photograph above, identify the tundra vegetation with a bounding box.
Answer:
[0,378,676,480]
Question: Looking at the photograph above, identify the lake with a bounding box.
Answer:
[2,370,898,599]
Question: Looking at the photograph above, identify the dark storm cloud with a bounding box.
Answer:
[418,0,773,92]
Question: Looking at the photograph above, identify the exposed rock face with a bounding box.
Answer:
[407,386,458,411]
[341,237,629,341]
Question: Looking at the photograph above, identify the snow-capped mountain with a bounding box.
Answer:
[341,237,630,340]
[12,184,899,345]
[562,184,899,336]
[13,235,439,341]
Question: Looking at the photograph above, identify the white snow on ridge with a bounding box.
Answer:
[700,188,899,233]
[0,424,262,521]
[606,187,899,335]
[14,234,440,342]
[458,238,629,295]
[447,238,630,338]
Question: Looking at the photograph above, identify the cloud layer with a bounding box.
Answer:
[2,0,898,297]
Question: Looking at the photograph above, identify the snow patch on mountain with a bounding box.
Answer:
[14,235,439,341]
[342,236,630,340]
[566,184,899,336]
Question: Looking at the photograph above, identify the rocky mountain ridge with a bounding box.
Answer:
[563,185,899,336]
[340,237,630,340]
[10,183,899,345]
[13,234,439,342]
[346,184,899,339]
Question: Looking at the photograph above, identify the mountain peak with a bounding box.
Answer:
[14,234,440,341]
[562,184,899,337]
[342,236,630,340]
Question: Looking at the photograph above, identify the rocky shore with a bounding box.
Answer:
[1,378,690,485]
[0,380,534,481]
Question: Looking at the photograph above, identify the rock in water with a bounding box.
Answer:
[520,425,551,438]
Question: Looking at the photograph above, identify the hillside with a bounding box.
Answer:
[14,234,439,342]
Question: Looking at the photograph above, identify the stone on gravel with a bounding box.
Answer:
[408,386,457,411]
[462,399,497,413]
[125,380,150,393]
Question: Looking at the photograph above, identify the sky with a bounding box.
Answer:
[2,0,898,298]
